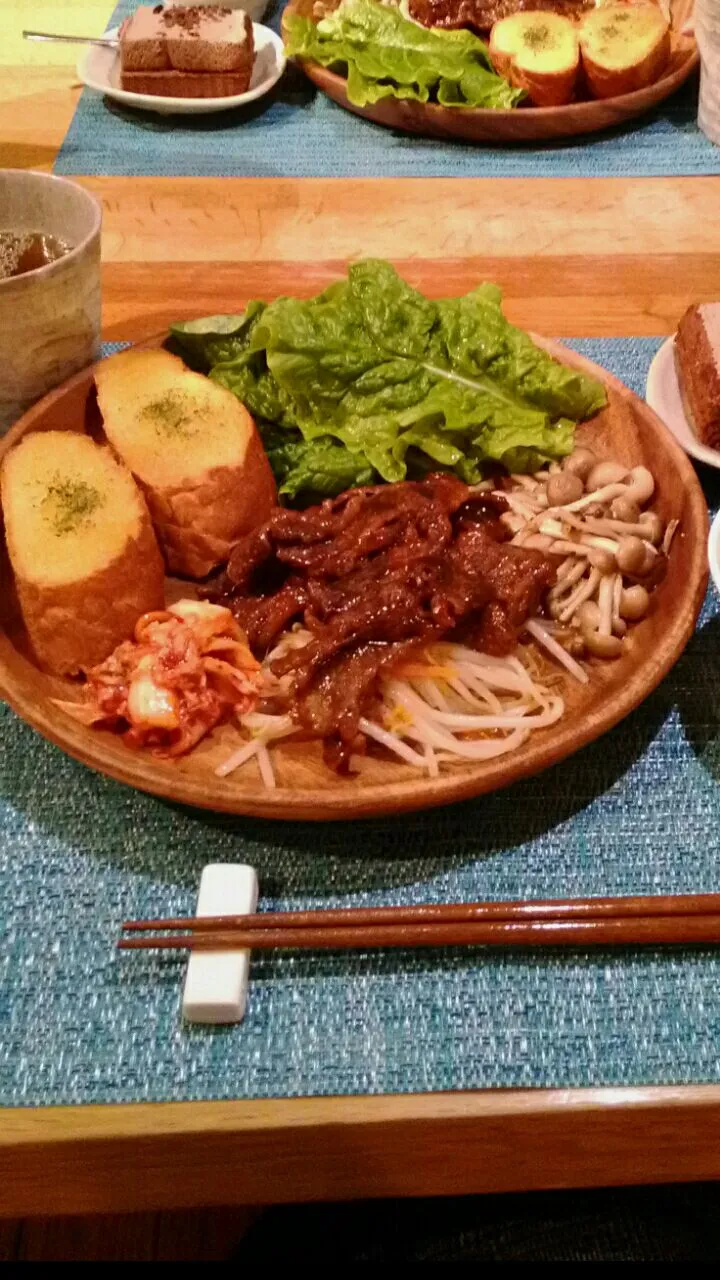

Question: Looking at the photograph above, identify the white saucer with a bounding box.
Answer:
[77,24,286,116]
[709,509,720,599]
[646,335,720,471]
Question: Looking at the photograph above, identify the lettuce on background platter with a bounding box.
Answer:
[171,260,606,502]
[283,0,525,110]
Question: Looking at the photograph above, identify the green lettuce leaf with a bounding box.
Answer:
[437,286,607,419]
[212,356,301,429]
[259,424,375,500]
[284,0,525,110]
[170,259,607,504]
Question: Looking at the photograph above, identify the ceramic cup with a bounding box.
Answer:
[0,171,102,434]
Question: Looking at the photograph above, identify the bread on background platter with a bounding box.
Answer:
[95,348,277,579]
[578,3,671,98]
[0,431,165,676]
[489,11,581,105]
[481,1,673,106]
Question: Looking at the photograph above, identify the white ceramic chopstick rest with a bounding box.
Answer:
[182,863,258,1024]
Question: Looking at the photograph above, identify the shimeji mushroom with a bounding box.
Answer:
[582,516,661,541]
[638,511,663,545]
[559,466,656,516]
[619,585,650,621]
[576,597,623,658]
[625,468,656,507]
[556,555,582,582]
[500,452,674,666]
[546,471,584,507]
[586,547,616,574]
[555,568,602,624]
[517,533,554,552]
[514,475,544,495]
[548,559,587,601]
[586,460,629,491]
[637,543,665,585]
[562,447,597,483]
[583,629,624,659]
[610,494,641,524]
[577,600,600,631]
[597,575,615,637]
[616,535,646,575]
[501,492,541,521]
[611,575,627,637]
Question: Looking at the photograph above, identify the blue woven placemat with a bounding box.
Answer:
[52,2,720,179]
[3,335,720,1108]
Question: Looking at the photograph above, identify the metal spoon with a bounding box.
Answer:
[23,30,119,49]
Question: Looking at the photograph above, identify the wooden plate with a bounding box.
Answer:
[282,0,699,143]
[0,332,708,821]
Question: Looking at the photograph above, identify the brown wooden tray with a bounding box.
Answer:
[283,0,699,142]
[5,1086,720,1217]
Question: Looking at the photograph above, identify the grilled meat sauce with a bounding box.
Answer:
[206,476,555,770]
[406,0,594,31]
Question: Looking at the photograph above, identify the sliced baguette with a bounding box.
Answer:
[0,431,165,676]
[95,348,277,579]
[578,4,670,99]
[489,12,580,107]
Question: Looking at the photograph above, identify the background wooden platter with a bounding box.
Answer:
[282,0,699,143]
[0,319,708,820]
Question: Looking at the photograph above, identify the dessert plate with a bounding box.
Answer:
[77,23,286,116]
[646,336,720,472]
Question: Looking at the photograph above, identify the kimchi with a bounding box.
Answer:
[62,600,262,757]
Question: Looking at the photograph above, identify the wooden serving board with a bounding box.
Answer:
[282,0,699,143]
[0,314,708,820]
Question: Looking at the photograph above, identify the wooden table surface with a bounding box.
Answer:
[3,0,720,1224]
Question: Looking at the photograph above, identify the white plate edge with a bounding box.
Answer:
[646,334,720,472]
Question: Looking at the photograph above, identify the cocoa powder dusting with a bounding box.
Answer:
[161,5,232,32]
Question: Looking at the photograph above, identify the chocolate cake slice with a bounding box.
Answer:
[119,5,255,96]
[675,304,720,450]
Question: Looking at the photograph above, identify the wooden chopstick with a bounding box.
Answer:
[122,892,720,936]
[118,908,720,954]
